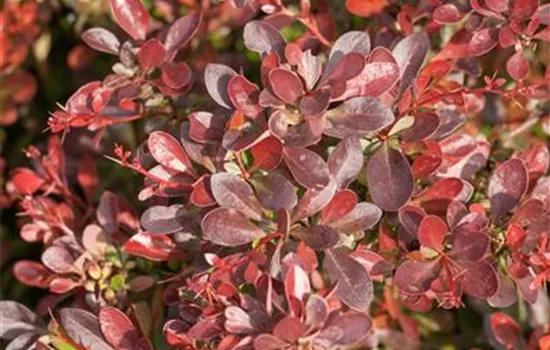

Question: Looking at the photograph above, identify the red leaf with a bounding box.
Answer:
[283,147,330,190]
[253,173,297,211]
[227,74,263,116]
[201,208,264,247]
[161,62,192,89]
[273,316,305,343]
[345,0,388,17]
[137,39,167,70]
[250,136,283,171]
[164,12,201,52]
[210,173,263,221]
[284,265,310,316]
[99,307,140,350]
[394,259,441,294]
[448,224,489,261]
[468,27,499,56]
[324,248,373,312]
[329,202,382,233]
[506,50,529,80]
[110,0,150,40]
[490,313,522,348]
[366,143,413,211]
[11,168,44,195]
[190,175,216,207]
[13,261,54,288]
[292,180,336,222]
[462,261,499,298]
[417,215,447,250]
[321,189,357,224]
[81,28,121,55]
[269,68,305,104]
[123,233,183,261]
[488,159,528,222]
[433,4,464,24]
[510,0,539,21]
[148,131,194,174]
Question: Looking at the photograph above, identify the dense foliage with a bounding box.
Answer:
[1,0,550,349]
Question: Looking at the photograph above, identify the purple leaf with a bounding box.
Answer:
[433,4,465,23]
[243,21,286,56]
[328,136,364,189]
[298,50,323,91]
[252,173,297,211]
[449,224,489,261]
[324,248,373,312]
[488,159,528,222]
[210,173,263,221]
[140,205,191,234]
[324,96,395,138]
[81,28,120,55]
[41,246,74,274]
[462,261,499,298]
[204,63,237,109]
[329,202,382,233]
[201,208,264,247]
[0,301,41,340]
[269,68,305,104]
[468,27,499,56]
[293,180,337,222]
[366,143,413,211]
[148,131,194,174]
[299,88,331,116]
[227,74,263,116]
[399,112,440,142]
[392,33,429,95]
[326,31,371,74]
[325,312,372,346]
[165,12,201,52]
[394,259,441,294]
[296,225,340,250]
[283,147,331,189]
[58,308,114,350]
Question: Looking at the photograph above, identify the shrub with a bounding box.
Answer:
[1,0,549,349]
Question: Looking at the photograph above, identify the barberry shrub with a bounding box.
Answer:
[1,0,550,349]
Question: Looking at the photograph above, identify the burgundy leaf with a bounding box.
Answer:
[210,172,263,220]
[298,50,323,91]
[462,261,499,298]
[329,202,382,233]
[433,4,464,24]
[269,68,305,104]
[138,39,167,70]
[326,31,371,74]
[273,316,306,343]
[299,88,331,116]
[340,60,400,99]
[161,62,192,89]
[394,259,441,294]
[253,173,297,211]
[319,52,366,89]
[490,313,522,348]
[488,275,518,308]
[164,12,201,52]
[253,334,289,350]
[99,307,140,350]
[488,159,528,222]
[510,0,539,21]
[110,0,150,40]
[292,179,337,222]
[297,225,340,250]
[140,204,190,234]
[485,0,509,12]
[224,306,257,334]
[506,50,529,80]
[325,312,372,346]
[227,74,263,116]
[201,208,264,247]
[204,63,237,109]
[283,147,331,189]
[324,248,373,312]
[366,143,413,211]
[399,112,440,142]
[449,224,489,261]
[243,21,286,56]
[468,27,499,56]
[431,109,466,139]
[535,4,550,25]
[13,261,53,288]
[327,136,364,189]
[392,33,430,95]
[188,111,226,144]
[148,131,194,175]
[250,136,283,172]
[324,96,395,138]
[58,308,114,350]
[81,28,120,55]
